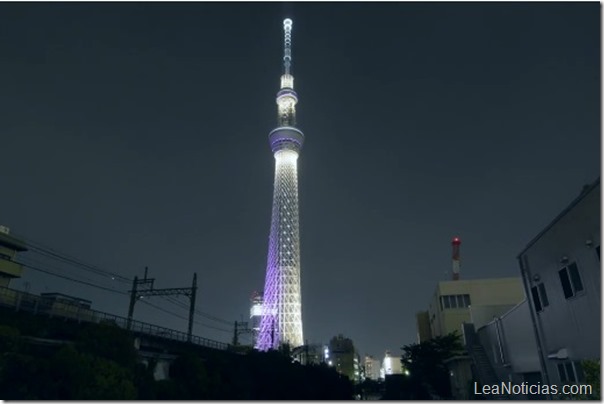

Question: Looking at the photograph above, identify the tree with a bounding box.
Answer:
[575,359,600,400]
[400,332,464,399]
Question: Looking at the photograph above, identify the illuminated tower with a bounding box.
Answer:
[256,18,305,350]
[452,237,461,280]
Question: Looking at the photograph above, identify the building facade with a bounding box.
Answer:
[518,179,600,387]
[0,226,27,288]
[381,350,403,378]
[328,334,357,381]
[291,343,324,365]
[472,299,542,398]
[417,276,527,399]
[249,291,262,346]
[364,355,381,380]
[419,277,525,342]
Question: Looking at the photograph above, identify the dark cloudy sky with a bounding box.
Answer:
[0,2,599,358]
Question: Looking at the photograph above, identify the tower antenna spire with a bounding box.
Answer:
[283,18,293,75]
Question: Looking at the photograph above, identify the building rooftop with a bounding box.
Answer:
[517,177,600,258]
[0,231,27,252]
[41,292,92,305]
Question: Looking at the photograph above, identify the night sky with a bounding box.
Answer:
[0,3,599,358]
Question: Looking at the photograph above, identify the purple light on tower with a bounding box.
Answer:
[256,18,304,350]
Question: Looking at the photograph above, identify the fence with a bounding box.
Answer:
[0,286,229,351]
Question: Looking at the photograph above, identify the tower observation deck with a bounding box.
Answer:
[256,18,305,351]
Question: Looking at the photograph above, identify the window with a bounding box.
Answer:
[557,361,584,383]
[596,245,600,261]
[440,294,471,310]
[531,282,549,312]
[559,262,584,299]
[538,283,549,306]
[568,263,584,292]
[531,286,543,312]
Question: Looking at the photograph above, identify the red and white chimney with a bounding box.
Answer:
[452,237,461,281]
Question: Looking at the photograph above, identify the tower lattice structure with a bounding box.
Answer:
[256,18,305,350]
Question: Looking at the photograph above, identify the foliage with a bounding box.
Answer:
[581,359,600,399]
[397,332,464,399]
[357,377,383,399]
[0,324,21,352]
[568,359,601,400]
[0,345,137,399]
[75,323,138,369]
[0,313,143,399]
[0,307,354,399]
[160,348,353,399]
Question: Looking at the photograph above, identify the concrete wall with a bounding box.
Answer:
[470,304,517,331]
[519,181,600,385]
[477,300,540,390]
[415,311,432,342]
[427,278,525,338]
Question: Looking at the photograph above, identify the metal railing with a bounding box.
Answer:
[0,286,229,351]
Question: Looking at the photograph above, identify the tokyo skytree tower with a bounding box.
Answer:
[256,18,305,351]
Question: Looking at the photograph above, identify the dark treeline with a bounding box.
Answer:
[0,309,353,399]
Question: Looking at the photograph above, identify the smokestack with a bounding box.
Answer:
[452,237,461,281]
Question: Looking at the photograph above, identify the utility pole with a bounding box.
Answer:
[126,268,197,340]
[127,276,138,330]
[270,318,274,349]
[305,339,309,365]
[233,321,239,346]
[232,321,252,348]
[127,267,155,330]
[188,273,197,342]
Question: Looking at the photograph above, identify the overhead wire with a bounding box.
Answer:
[13,232,131,283]
[19,255,103,286]
[16,261,129,296]
[17,260,232,333]
[13,233,238,330]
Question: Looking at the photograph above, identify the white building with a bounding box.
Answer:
[518,179,600,387]
[381,350,403,378]
[249,291,262,346]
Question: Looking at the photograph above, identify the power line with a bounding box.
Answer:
[16,261,231,333]
[19,255,103,286]
[161,295,233,326]
[14,233,131,283]
[17,261,128,296]
[139,299,231,333]
[14,233,238,330]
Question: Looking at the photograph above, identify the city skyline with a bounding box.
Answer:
[0,3,599,358]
